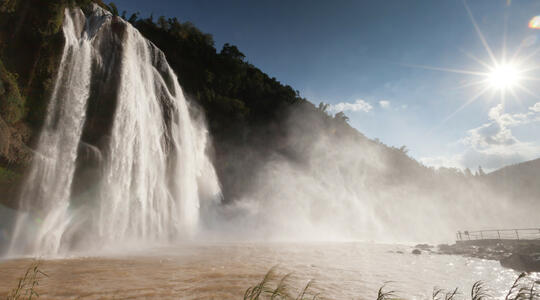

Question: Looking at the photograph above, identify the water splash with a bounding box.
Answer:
[8,5,221,257]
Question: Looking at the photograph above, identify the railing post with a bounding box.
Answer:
[458,228,540,241]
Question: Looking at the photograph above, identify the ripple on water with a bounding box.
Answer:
[0,242,528,299]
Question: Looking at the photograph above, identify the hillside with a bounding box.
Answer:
[0,0,431,206]
[0,1,537,240]
[0,0,110,205]
[125,12,443,204]
[484,158,540,204]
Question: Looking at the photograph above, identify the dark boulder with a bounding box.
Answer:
[500,253,540,272]
[415,243,433,250]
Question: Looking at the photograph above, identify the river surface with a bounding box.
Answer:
[0,242,536,299]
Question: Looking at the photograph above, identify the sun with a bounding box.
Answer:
[486,63,521,90]
[402,1,540,133]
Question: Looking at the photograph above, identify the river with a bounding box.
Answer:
[1,242,536,299]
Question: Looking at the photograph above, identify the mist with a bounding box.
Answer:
[201,103,539,244]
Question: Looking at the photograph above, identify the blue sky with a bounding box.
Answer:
[113,0,540,172]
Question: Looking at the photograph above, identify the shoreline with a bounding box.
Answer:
[434,240,540,272]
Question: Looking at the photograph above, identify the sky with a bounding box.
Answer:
[112,0,540,172]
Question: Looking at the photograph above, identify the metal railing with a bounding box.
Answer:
[456,228,540,241]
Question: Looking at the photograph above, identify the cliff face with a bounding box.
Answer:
[1,1,537,215]
[0,0,111,207]
[5,4,221,255]
[0,0,65,205]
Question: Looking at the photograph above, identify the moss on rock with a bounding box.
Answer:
[0,166,19,182]
[0,59,25,124]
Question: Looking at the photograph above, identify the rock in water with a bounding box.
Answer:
[500,253,540,272]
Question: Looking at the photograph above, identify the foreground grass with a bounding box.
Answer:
[5,263,538,299]
[6,261,47,300]
[244,267,539,300]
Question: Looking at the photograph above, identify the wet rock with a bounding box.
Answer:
[412,249,421,255]
[415,244,433,250]
[500,253,540,272]
[438,244,452,252]
[438,241,540,272]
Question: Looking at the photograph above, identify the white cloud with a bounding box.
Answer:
[530,102,540,112]
[462,103,540,150]
[421,103,540,172]
[379,100,391,109]
[328,99,372,113]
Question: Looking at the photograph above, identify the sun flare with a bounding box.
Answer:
[403,0,540,135]
[487,63,521,90]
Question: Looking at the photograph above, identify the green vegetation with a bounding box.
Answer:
[0,0,496,204]
[0,0,111,200]
[6,261,47,300]
[0,0,105,129]
[1,0,533,206]
[121,11,420,201]
[128,14,303,138]
[0,59,24,124]
[0,166,19,182]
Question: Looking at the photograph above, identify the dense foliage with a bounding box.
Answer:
[0,1,535,206]
[0,0,489,204]
[131,15,302,136]
[119,12,436,200]
[0,0,110,203]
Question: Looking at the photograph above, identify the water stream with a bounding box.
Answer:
[8,5,221,257]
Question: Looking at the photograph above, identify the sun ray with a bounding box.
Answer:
[516,45,540,63]
[517,66,540,73]
[507,86,523,107]
[510,42,526,62]
[448,79,488,91]
[508,34,539,63]
[427,85,491,135]
[463,0,498,65]
[459,48,492,69]
[519,76,540,81]
[502,12,508,63]
[514,83,540,100]
[399,63,488,76]
[407,1,538,136]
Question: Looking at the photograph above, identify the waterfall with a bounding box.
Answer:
[8,5,221,257]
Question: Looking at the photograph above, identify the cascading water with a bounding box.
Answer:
[8,5,221,257]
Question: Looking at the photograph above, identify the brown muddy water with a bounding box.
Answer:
[0,242,536,299]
